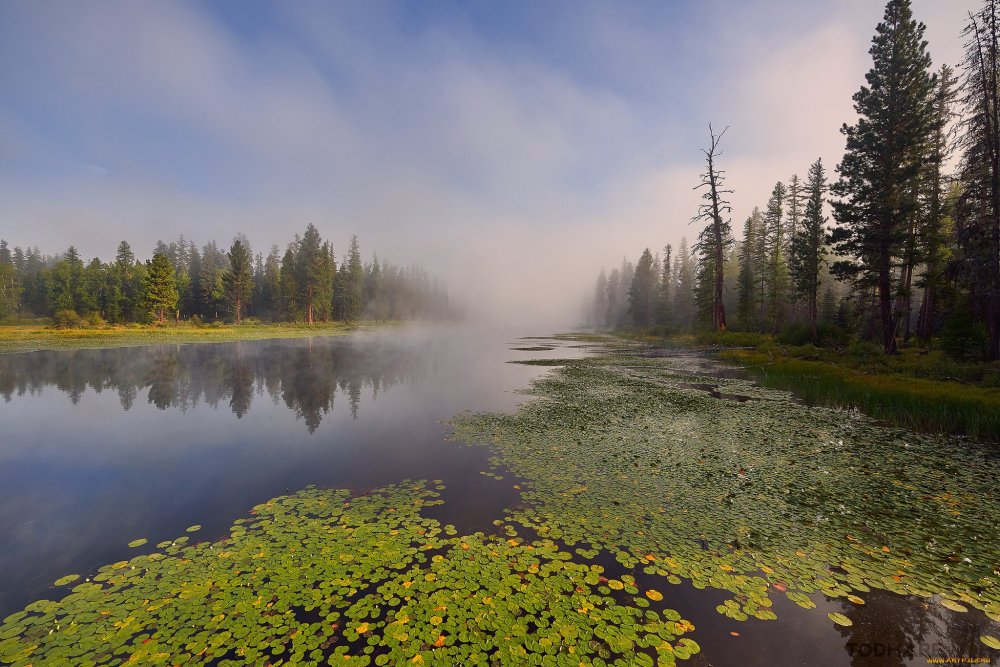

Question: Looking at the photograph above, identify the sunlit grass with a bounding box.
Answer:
[721,349,1000,440]
[0,321,395,354]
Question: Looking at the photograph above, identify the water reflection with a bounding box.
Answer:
[0,338,428,432]
[0,328,584,616]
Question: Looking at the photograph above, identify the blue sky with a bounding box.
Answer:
[0,0,978,323]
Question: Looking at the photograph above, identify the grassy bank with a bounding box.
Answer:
[713,344,1000,441]
[0,321,394,354]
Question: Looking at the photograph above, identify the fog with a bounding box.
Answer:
[0,0,977,329]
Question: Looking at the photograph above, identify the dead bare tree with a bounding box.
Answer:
[692,124,733,332]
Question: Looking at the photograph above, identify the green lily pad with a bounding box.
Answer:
[127,538,148,548]
[828,612,852,627]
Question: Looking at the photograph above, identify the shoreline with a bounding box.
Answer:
[0,321,404,354]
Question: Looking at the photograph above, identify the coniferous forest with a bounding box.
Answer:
[589,0,1000,362]
[0,224,458,326]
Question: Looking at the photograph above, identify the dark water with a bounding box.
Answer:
[0,329,996,666]
[0,326,584,618]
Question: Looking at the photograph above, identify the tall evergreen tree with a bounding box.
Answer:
[830,0,937,353]
[297,224,326,324]
[737,208,763,330]
[279,245,299,321]
[627,248,657,328]
[763,182,789,332]
[657,245,672,325]
[790,159,828,338]
[955,0,1000,359]
[346,235,364,321]
[917,65,958,342]
[223,238,253,324]
[144,252,179,322]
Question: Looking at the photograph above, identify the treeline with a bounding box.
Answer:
[0,224,459,326]
[589,0,1000,361]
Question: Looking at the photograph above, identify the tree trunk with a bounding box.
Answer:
[879,256,897,354]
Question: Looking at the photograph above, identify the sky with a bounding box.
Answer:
[0,0,980,326]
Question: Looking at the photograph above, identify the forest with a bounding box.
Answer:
[589,0,1000,362]
[0,224,458,327]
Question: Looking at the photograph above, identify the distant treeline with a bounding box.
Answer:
[0,224,459,326]
[589,0,1000,362]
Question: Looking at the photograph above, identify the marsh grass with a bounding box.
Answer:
[722,349,1000,440]
[0,321,391,354]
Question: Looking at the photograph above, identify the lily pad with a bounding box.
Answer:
[828,612,853,627]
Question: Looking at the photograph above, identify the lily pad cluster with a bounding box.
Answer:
[0,482,699,666]
[452,343,1000,630]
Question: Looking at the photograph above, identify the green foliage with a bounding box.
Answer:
[223,239,253,324]
[143,253,179,322]
[830,0,937,353]
[628,248,657,328]
[453,337,1000,637]
[0,483,701,666]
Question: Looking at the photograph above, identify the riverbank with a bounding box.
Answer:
[0,321,399,354]
[621,330,1000,441]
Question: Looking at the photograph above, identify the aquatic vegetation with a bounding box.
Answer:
[720,348,1000,439]
[451,343,1000,634]
[0,483,699,666]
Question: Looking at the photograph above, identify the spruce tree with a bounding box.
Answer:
[830,0,937,354]
[346,235,364,321]
[144,252,179,322]
[223,238,253,324]
[627,248,657,328]
[737,208,763,330]
[955,0,1000,359]
[790,159,828,338]
[763,182,789,332]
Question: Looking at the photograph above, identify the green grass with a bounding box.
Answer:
[0,321,395,354]
[720,348,1000,440]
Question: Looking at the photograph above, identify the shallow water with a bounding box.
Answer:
[1,330,998,666]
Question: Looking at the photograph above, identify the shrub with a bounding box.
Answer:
[53,310,80,329]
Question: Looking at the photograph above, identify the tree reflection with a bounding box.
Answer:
[0,339,425,433]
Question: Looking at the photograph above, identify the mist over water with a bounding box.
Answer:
[0,325,586,617]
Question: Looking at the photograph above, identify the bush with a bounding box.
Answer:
[82,312,106,328]
[53,310,80,329]
[940,305,989,362]
[187,315,204,327]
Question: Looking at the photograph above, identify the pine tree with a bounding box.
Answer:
[763,182,789,332]
[223,238,253,324]
[954,0,1000,359]
[279,245,299,321]
[657,245,672,326]
[917,65,958,342]
[830,0,937,354]
[790,159,828,338]
[296,224,326,324]
[346,235,364,321]
[144,252,179,322]
[628,248,657,328]
[674,238,695,328]
[593,269,609,328]
[737,208,763,330]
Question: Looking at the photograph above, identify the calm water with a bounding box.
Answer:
[0,328,996,666]
[0,326,584,618]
